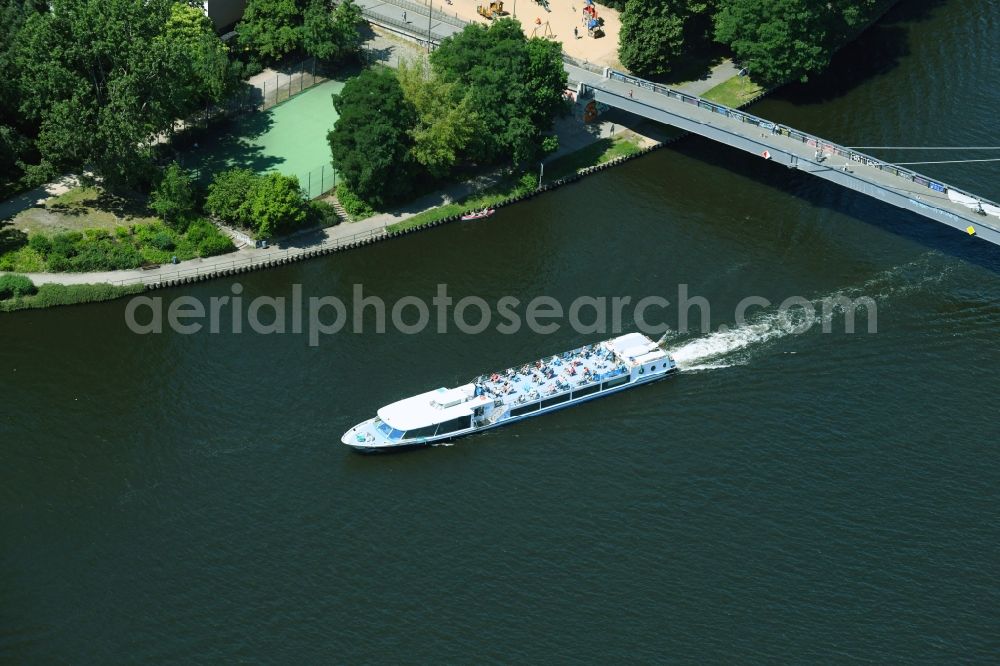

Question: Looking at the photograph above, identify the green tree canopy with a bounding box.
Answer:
[0,1,47,187]
[301,0,363,61]
[328,67,418,206]
[150,162,198,230]
[430,19,567,164]
[396,58,482,179]
[205,167,259,227]
[714,0,883,85]
[205,167,308,238]
[619,0,713,77]
[237,0,302,62]
[246,172,308,238]
[14,0,233,188]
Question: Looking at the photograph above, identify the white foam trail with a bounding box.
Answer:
[669,252,953,372]
[670,310,795,370]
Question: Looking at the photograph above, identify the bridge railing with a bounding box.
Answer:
[602,69,999,210]
[381,0,468,28]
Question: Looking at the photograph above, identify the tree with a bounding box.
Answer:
[301,0,363,62]
[245,172,308,238]
[713,0,882,85]
[396,58,481,179]
[204,168,307,238]
[0,1,47,188]
[164,2,236,105]
[237,0,302,62]
[14,0,232,188]
[205,167,259,226]
[619,1,690,76]
[150,163,197,230]
[328,67,418,206]
[430,19,567,165]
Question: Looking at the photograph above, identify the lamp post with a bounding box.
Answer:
[427,1,433,51]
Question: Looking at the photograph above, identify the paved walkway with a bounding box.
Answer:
[681,60,741,97]
[0,175,80,223]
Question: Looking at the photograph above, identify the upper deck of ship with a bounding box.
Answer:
[477,333,669,406]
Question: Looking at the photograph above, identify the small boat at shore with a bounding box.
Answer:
[341,333,677,452]
[460,208,495,221]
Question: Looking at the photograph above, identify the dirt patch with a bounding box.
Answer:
[10,187,158,236]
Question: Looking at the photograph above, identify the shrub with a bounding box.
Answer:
[28,233,52,254]
[335,183,376,219]
[197,233,236,257]
[0,274,37,300]
[0,227,27,254]
[516,171,538,194]
[0,247,46,273]
[307,199,340,227]
[50,231,83,258]
[70,238,144,271]
[150,231,176,251]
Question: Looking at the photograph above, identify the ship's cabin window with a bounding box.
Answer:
[541,393,570,408]
[603,375,629,389]
[510,402,539,417]
[436,415,472,435]
[375,419,405,441]
[404,424,439,440]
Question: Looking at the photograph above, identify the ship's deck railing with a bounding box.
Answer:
[598,69,999,210]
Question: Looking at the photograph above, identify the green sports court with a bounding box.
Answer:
[185,78,345,198]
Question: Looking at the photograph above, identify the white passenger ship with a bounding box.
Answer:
[341,333,677,452]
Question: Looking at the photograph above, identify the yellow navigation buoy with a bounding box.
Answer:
[966,226,976,236]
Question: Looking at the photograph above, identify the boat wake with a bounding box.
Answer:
[668,252,955,373]
[669,309,798,372]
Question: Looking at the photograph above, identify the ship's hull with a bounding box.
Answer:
[345,367,676,453]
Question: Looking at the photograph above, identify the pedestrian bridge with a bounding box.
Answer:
[563,61,1000,247]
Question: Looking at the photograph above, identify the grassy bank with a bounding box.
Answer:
[702,75,765,108]
[386,135,646,234]
[0,277,145,312]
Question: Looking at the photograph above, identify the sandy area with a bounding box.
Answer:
[443,0,622,68]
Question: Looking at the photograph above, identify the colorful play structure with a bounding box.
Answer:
[477,1,505,20]
[582,0,604,38]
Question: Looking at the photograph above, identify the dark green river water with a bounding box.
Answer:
[2,1,998,661]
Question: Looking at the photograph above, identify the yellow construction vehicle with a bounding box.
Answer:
[477,2,505,20]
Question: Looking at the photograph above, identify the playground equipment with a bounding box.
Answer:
[582,0,604,37]
[477,2,505,19]
[531,19,554,38]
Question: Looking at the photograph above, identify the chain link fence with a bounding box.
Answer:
[297,163,339,200]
